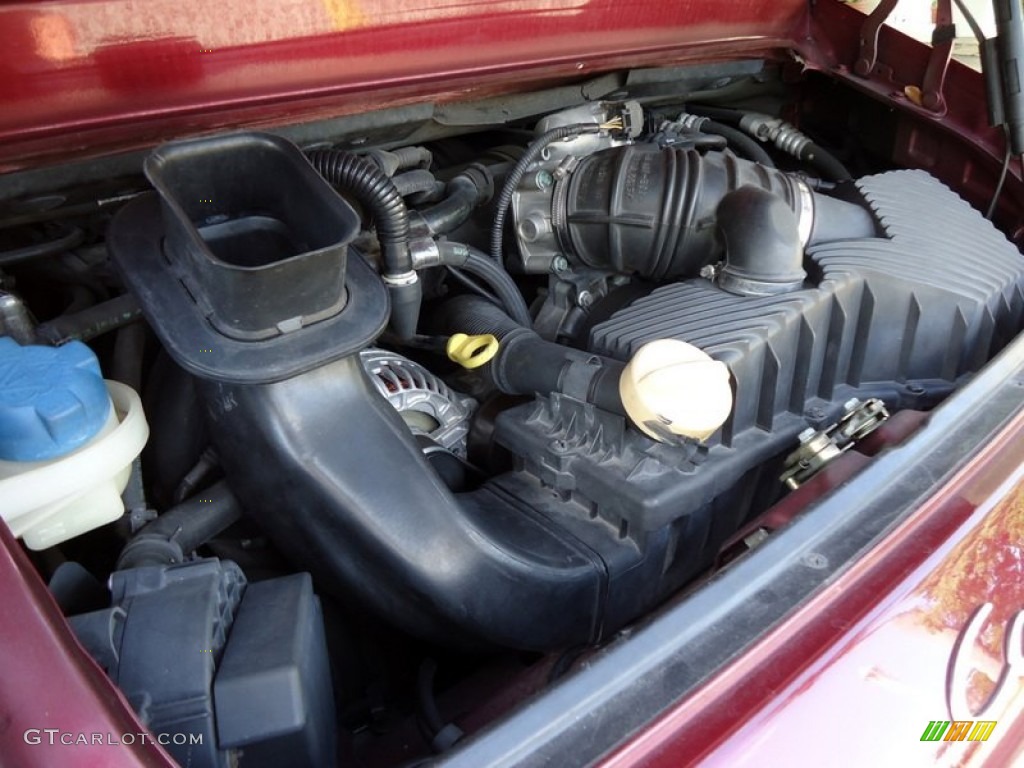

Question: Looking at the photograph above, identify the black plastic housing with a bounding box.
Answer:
[69,561,336,768]
[111,140,389,384]
[198,355,618,650]
[146,132,356,340]
[487,169,1024,587]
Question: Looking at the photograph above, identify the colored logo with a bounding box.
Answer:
[920,720,997,742]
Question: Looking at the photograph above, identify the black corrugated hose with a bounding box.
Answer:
[307,149,422,338]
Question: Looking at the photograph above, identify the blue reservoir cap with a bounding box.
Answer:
[0,339,111,462]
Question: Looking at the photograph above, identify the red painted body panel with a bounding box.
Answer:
[601,409,1024,767]
[1,1,1023,766]
[0,0,806,171]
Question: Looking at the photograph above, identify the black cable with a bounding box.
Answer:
[986,128,1013,220]
[490,124,601,263]
[444,266,501,306]
[950,0,985,42]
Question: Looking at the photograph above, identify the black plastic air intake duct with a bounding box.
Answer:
[111,132,658,651]
[553,144,875,280]
[197,357,615,650]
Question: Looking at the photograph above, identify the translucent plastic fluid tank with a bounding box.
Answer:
[0,339,148,549]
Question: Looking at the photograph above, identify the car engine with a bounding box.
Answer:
[2,70,1022,766]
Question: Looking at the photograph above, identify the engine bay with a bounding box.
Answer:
[1,61,1022,766]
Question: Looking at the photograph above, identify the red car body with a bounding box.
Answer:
[0,1,1022,766]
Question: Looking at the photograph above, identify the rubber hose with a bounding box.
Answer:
[689,105,851,180]
[307,149,411,275]
[490,124,601,262]
[701,120,775,167]
[117,480,243,569]
[0,226,84,268]
[440,295,624,415]
[437,241,531,326]
[393,169,442,199]
[35,293,142,345]
[801,142,852,182]
[391,146,433,170]
[419,172,489,235]
[307,149,421,338]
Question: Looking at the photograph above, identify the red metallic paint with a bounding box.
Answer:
[0,0,808,171]
[600,408,1024,768]
[2,2,1024,766]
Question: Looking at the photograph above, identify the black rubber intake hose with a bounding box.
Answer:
[435,242,531,326]
[117,480,243,569]
[418,166,492,236]
[307,149,421,338]
[716,187,806,296]
[557,144,876,280]
[198,355,607,650]
[441,295,625,415]
[491,123,601,262]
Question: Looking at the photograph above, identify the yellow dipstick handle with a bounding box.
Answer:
[446,333,500,369]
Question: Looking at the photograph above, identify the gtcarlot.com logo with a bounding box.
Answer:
[23,729,203,747]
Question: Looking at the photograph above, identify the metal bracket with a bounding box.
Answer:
[780,398,889,490]
[854,0,954,114]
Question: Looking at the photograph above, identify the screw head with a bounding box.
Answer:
[551,256,570,273]
[577,290,594,309]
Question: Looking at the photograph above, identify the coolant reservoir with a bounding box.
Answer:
[0,338,148,549]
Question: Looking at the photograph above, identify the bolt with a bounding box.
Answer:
[577,290,594,309]
[798,427,816,443]
[805,405,825,420]
[802,552,828,569]
[699,263,718,281]
[843,398,861,412]
[535,170,554,190]
[551,256,570,273]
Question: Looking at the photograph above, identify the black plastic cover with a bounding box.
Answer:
[214,573,337,768]
[69,559,246,768]
[69,560,337,768]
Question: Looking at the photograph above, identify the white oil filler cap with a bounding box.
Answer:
[619,339,733,443]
